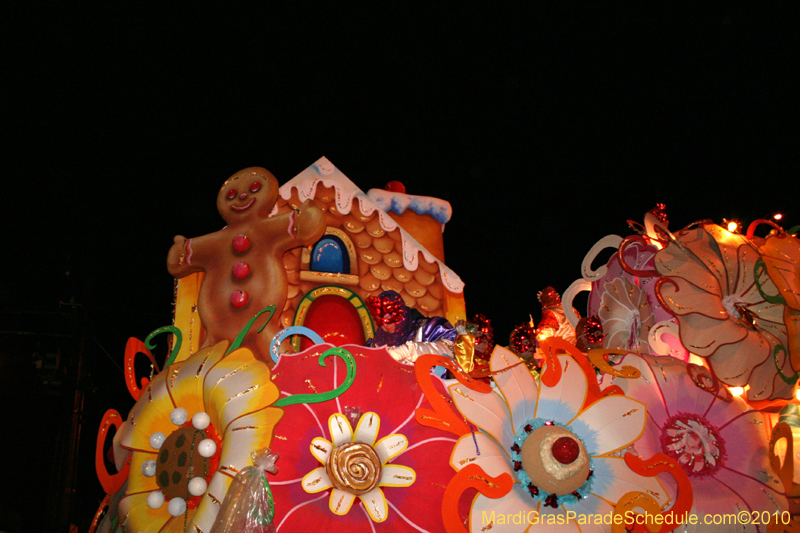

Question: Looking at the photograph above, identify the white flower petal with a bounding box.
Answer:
[329,488,356,515]
[354,411,380,446]
[536,355,587,426]
[358,487,388,522]
[490,345,538,434]
[302,466,333,494]
[590,457,669,508]
[450,433,513,477]
[469,485,535,533]
[570,395,646,456]
[328,413,353,447]
[449,383,515,451]
[531,504,581,532]
[563,496,613,533]
[309,437,332,464]
[374,434,408,464]
[379,464,416,487]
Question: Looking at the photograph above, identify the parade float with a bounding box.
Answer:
[91,158,800,532]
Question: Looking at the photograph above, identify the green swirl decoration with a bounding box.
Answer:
[145,326,182,368]
[774,344,799,385]
[226,305,277,356]
[754,258,786,305]
[274,347,357,407]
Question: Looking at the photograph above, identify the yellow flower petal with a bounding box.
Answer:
[218,407,284,477]
[203,347,277,434]
[118,493,170,533]
[120,369,176,451]
[126,450,159,494]
[169,342,228,418]
[159,510,198,533]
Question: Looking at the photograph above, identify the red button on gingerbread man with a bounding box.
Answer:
[167,167,325,364]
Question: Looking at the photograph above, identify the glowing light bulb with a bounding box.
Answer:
[729,386,744,397]
[727,221,738,232]
[537,328,555,341]
[795,389,800,401]
[774,213,783,221]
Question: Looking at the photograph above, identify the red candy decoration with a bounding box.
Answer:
[232,261,251,279]
[249,181,261,193]
[226,188,237,200]
[230,290,249,309]
[232,234,251,253]
[551,436,580,465]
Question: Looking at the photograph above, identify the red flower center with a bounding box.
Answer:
[551,436,580,465]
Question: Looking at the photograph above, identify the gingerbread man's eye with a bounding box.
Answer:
[226,189,237,200]
[249,181,261,193]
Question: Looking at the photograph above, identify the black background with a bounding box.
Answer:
[3,2,798,531]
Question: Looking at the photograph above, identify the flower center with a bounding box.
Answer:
[326,442,382,495]
[155,426,219,502]
[552,436,581,464]
[661,413,725,476]
[721,294,757,326]
[517,425,591,496]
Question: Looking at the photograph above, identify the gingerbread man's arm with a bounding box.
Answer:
[262,200,326,254]
[166,232,227,278]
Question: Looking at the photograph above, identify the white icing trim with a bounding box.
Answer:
[274,157,464,293]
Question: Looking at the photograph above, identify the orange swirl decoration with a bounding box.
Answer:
[326,442,382,495]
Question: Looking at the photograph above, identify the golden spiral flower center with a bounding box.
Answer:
[325,442,382,495]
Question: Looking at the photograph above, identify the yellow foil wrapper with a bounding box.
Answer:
[454,334,476,373]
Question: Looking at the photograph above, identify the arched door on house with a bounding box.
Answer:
[293,287,373,351]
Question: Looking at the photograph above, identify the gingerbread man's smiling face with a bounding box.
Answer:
[216,167,280,225]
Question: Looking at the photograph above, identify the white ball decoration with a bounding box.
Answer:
[192,411,211,430]
[167,497,187,517]
[146,490,165,509]
[149,432,167,450]
[141,459,157,477]
[188,476,208,496]
[197,438,217,458]
[170,407,188,426]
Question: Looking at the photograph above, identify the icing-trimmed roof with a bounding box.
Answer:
[274,157,464,294]
[366,188,452,225]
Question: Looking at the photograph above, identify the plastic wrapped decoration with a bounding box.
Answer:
[562,206,689,361]
[655,221,795,402]
[210,450,280,533]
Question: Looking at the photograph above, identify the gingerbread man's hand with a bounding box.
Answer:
[167,235,196,277]
[294,200,326,243]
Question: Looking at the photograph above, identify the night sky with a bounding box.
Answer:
[4,3,798,530]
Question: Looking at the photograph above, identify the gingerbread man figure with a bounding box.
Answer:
[167,167,326,363]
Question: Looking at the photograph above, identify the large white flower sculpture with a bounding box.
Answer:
[448,344,667,532]
[655,222,794,401]
[114,341,283,532]
[600,352,789,531]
